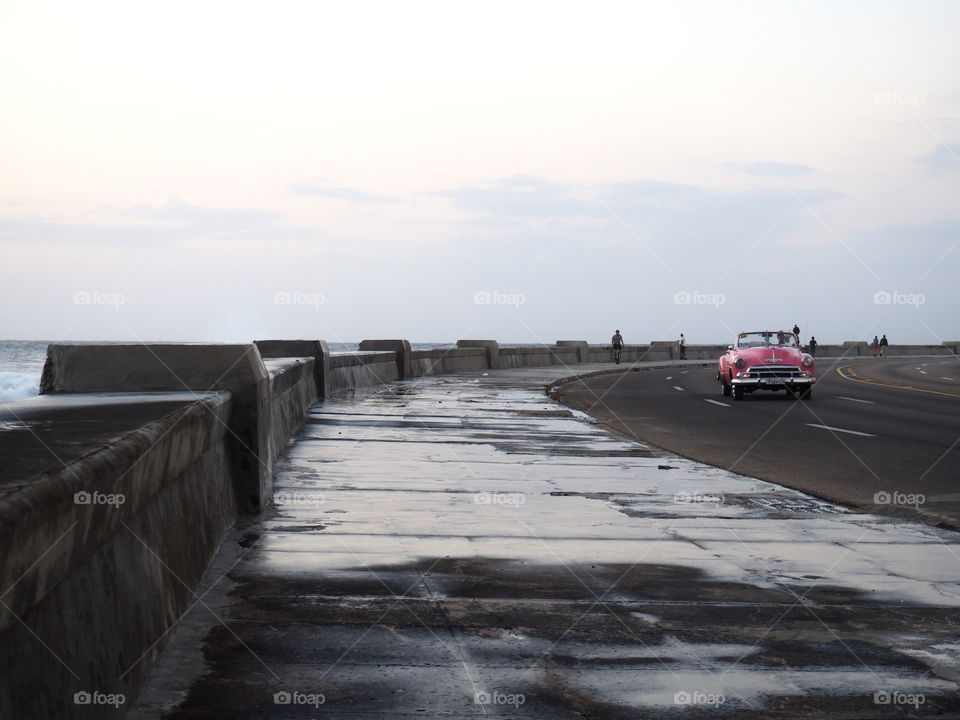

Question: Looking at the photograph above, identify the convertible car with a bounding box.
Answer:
[718,331,816,400]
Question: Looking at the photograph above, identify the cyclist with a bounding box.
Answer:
[611,330,624,364]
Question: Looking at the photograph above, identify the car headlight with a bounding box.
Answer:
[735,358,746,369]
[802,356,813,367]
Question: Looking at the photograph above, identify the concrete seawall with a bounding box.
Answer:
[3,337,958,717]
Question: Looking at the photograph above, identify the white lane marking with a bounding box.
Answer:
[704,399,730,407]
[941,376,954,380]
[673,386,685,391]
[806,423,876,438]
[665,376,672,380]
[837,396,875,405]
[919,370,928,374]
[681,371,689,374]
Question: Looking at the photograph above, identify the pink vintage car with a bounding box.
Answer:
[718,331,816,400]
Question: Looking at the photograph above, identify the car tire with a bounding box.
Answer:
[733,385,744,401]
[721,379,732,397]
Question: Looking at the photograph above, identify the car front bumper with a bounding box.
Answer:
[731,376,816,387]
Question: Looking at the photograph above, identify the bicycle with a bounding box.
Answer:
[612,345,622,365]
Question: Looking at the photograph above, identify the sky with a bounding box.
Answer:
[1,0,958,345]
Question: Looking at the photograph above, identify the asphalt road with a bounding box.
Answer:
[559,356,960,529]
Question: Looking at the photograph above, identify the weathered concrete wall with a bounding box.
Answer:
[0,392,236,719]
[256,339,329,398]
[358,339,412,379]
[263,357,318,465]
[41,344,271,514]
[411,347,489,376]
[497,346,580,369]
[327,351,400,394]
[456,339,499,369]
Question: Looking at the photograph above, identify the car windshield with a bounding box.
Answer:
[737,331,798,349]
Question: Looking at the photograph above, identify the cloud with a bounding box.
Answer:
[124,196,282,224]
[287,180,402,204]
[916,143,960,171]
[733,161,816,176]
[428,175,594,218]
[434,175,841,247]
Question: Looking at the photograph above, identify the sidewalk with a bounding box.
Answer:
[133,365,960,718]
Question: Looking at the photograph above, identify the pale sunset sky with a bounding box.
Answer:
[2,0,958,345]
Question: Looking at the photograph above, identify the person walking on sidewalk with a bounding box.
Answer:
[678,333,687,360]
[611,330,624,364]
[870,335,880,358]
[809,336,818,357]
[880,334,889,358]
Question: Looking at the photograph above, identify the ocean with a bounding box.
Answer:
[0,341,462,403]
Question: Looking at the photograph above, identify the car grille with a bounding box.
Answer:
[750,365,803,378]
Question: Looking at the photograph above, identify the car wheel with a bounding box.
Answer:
[733,385,744,401]
[721,378,732,397]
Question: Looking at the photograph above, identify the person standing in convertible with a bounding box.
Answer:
[611,330,624,364]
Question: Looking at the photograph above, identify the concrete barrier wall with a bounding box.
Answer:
[411,347,489,376]
[497,346,580,369]
[0,392,236,719]
[264,357,318,465]
[327,351,400,394]
[40,343,272,514]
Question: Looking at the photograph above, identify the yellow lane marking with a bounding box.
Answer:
[836,366,960,399]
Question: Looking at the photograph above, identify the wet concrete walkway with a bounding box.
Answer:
[134,365,960,718]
